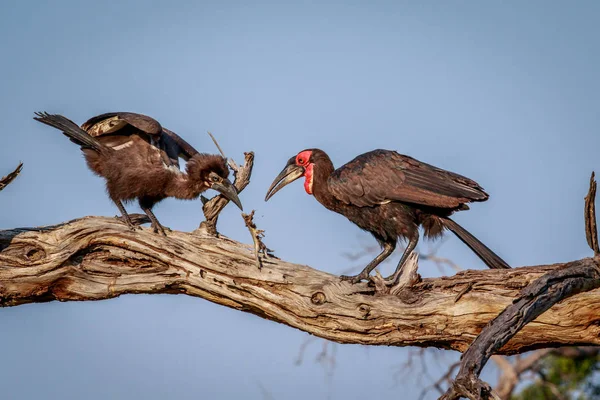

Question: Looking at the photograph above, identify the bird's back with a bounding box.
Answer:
[328,149,488,209]
[77,113,188,201]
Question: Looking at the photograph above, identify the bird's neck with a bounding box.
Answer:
[311,159,340,211]
[167,173,206,200]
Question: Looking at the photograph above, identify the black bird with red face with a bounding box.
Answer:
[265,149,509,285]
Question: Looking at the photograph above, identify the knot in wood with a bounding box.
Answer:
[25,246,45,261]
[311,291,326,305]
[358,303,371,318]
[4,244,47,262]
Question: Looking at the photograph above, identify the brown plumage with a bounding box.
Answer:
[265,148,509,286]
[34,112,242,235]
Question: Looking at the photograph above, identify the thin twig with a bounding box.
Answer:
[0,162,23,192]
[207,131,238,171]
[585,171,599,256]
[256,381,276,400]
[419,361,461,400]
[294,336,319,366]
[242,210,275,269]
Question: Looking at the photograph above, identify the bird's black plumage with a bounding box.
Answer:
[329,150,488,208]
[265,148,509,285]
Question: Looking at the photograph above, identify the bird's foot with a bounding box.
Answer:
[340,271,370,284]
[115,215,142,231]
[151,222,168,236]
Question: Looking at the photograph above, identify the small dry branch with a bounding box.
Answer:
[198,141,254,235]
[207,131,238,171]
[242,210,275,270]
[0,162,23,192]
[585,171,599,256]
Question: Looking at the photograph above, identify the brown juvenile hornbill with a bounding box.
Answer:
[265,149,510,285]
[34,111,242,235]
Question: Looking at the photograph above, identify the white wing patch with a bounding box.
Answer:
[112,141,134,151]
[87,116,128,136]
[163,164,183,174]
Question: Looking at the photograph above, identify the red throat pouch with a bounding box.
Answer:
[304,163,314,194]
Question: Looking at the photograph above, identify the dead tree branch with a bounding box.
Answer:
[242,210,275,270]
[198,151,254,235]
[585,172,599,256]
[1,216,600,353]
[0,163,23,192]
[441,172,600,400]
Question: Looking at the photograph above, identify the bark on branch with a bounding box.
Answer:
[198,151,254,236]
[441,172,600,400]
[1,216,599,354]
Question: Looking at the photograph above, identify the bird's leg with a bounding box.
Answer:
[139,205,167,236]
[384,230,419,286]
[113,199,138,231]
[340,242,396,284]
[138,197,169,236]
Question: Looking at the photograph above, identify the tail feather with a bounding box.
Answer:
[34,112,108,153]
[442,217,511,269]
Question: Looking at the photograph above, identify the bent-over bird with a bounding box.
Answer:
[34,112,242,235]
[265,149,509,285]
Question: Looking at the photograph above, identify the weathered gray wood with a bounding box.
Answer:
[440,257,600,399]
[1,216,599,354]
[199,152,254,236]
[440,172,600,400]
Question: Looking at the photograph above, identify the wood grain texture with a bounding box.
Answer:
[439,172,600,400]
[1,215,599,354]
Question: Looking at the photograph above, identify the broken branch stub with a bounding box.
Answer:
[585,171,599,256]
[198,151,254,235]
[242,210,275,269]
[0,163,23,192]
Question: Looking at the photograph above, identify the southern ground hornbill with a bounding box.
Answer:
[265,149,510,285]
[34,112,242,235]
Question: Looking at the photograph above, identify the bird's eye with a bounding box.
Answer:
[298,158,304,165]
[211,176,219,182]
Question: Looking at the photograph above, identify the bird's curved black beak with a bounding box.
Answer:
[212,179,243,211]
[265,157,305,201]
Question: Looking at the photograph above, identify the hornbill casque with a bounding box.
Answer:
[265,149,510,285]
[34,112,243,235]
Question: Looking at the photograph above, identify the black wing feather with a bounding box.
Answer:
[328,150,488,209]
[81,112,197,168]
[162,128,199,161]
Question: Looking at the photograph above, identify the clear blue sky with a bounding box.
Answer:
[1,1,599,399]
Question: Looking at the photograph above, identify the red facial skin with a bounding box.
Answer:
[295,150,314,195]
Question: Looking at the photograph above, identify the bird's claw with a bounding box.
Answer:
[340,272,369,284]
[152,223,168,236]
[116,216,141,232]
